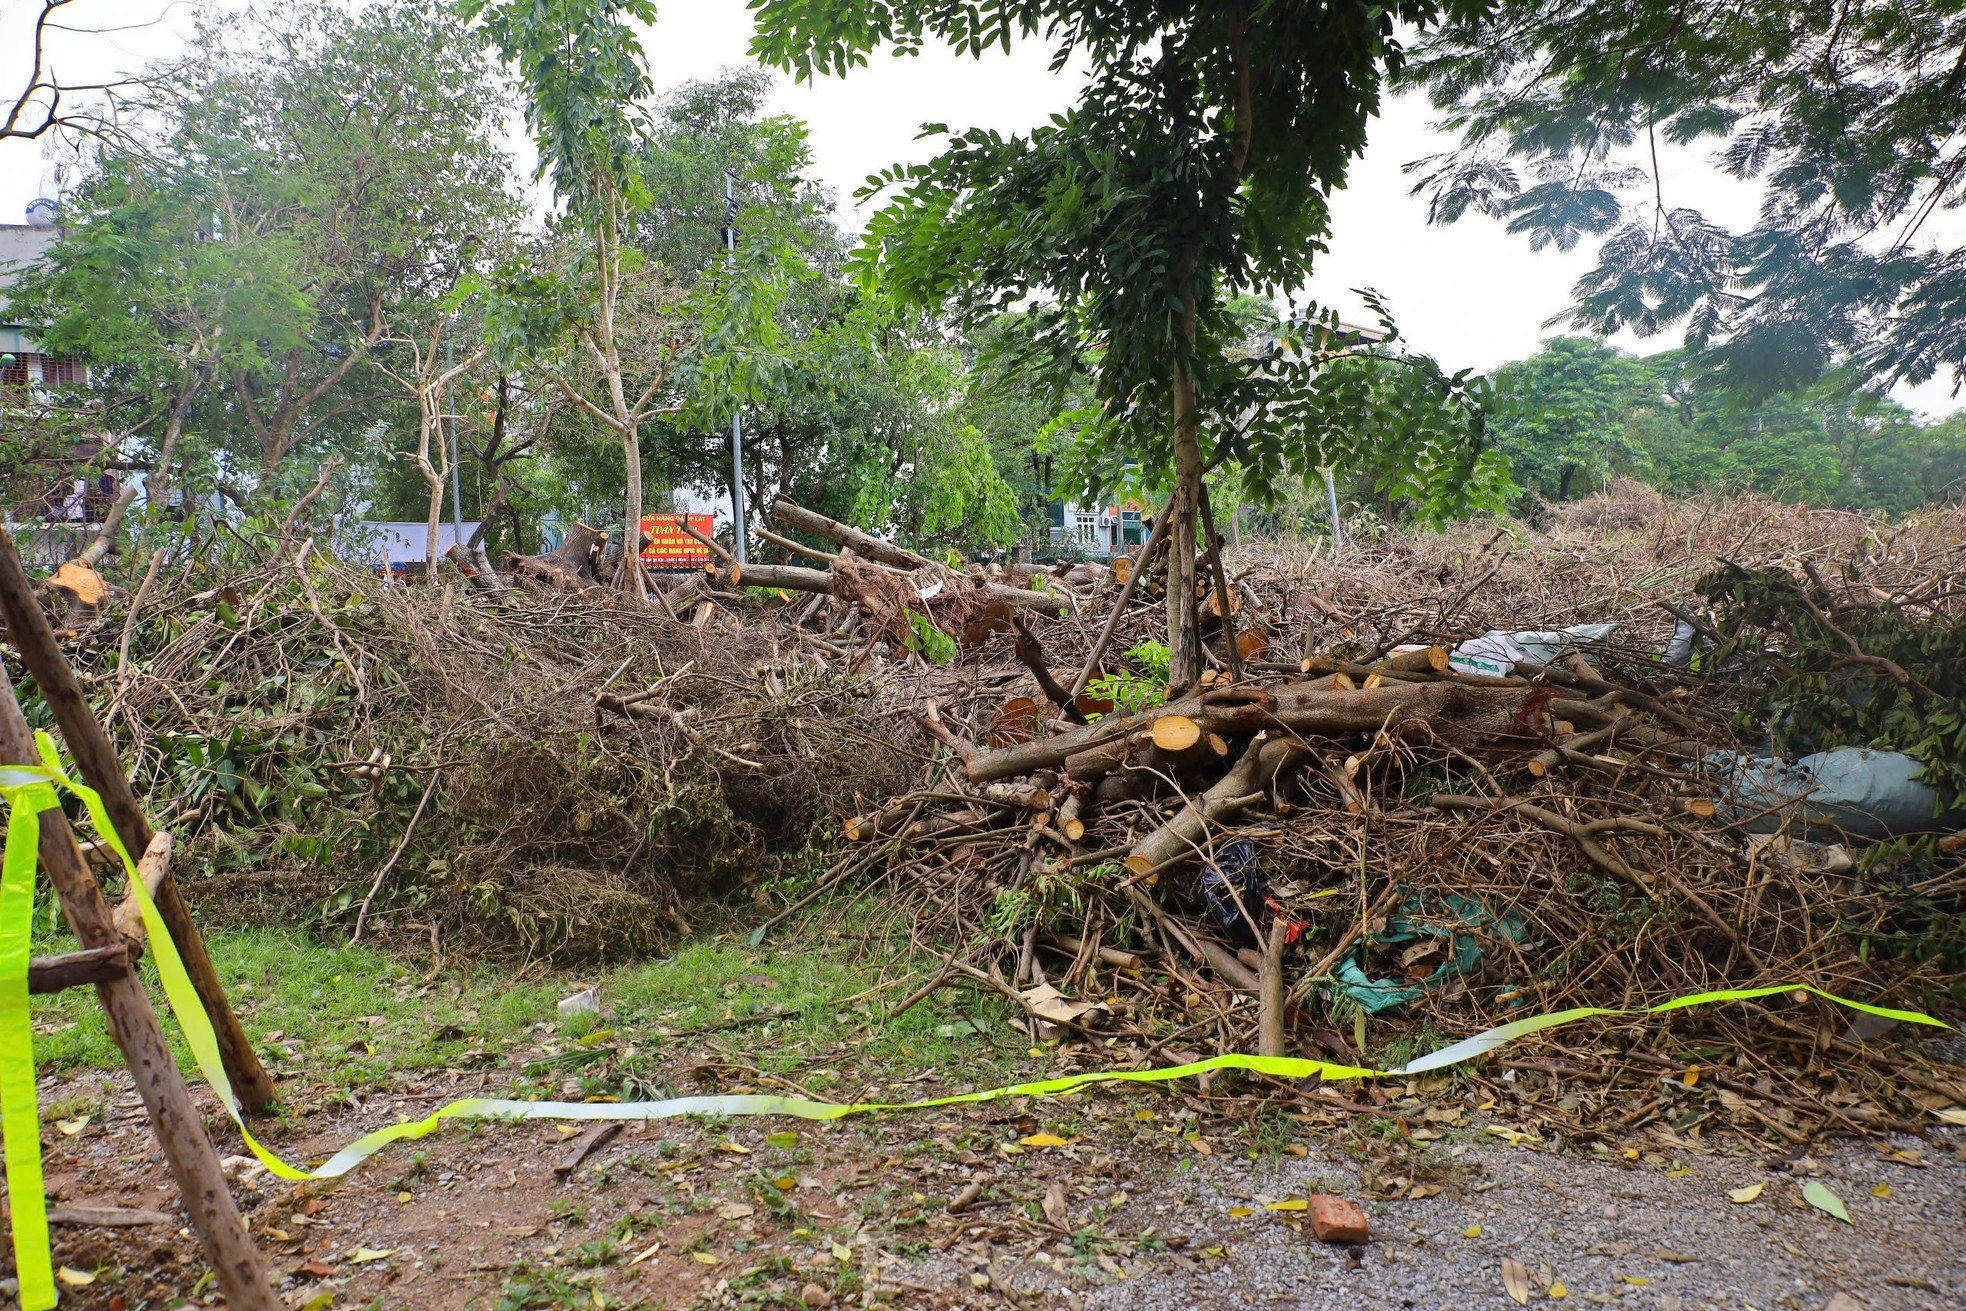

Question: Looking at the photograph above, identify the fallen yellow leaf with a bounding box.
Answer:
[1264,1199,1308,1211]
[554,1124,581,1137]
[692,1251,719,1265]
[1933,1106,1966,1126]
[1227,1206,1253,1218]
[56,1116,88,1137]
[1620,1148,1640,1160]
[629,1240,661,1265]
[830,1241,853,1262]
[716,1202,754,1220]
[1728,1182,1765,1204]
[1465,1224,1483,1239]
[56,1268,95,1288]
[772,1174,797,1190]
[1020,1132,1068,1147]
[1620,1275,1651,1286]
[1872,1183,1892,1199]
[716,1140,750,1155]
[1682,1066,1700,1087]
[397,1191,412,1203]
[349,1248,394,1264]
[1502,1256,1531,1306]
[1549,1281,1568,1300]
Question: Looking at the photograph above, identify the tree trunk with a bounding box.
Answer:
[1167,341,1204,695]
[967,678,1546,783]
[770,498,932,570]
[620,422,646,595]
[421,392,446,587]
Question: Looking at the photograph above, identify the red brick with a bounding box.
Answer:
[1307,1194,1370,1244]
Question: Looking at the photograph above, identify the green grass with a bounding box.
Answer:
[29,898,1027,1109]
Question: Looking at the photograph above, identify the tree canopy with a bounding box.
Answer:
[753,0,1496,685]
[1407,1,1966,403]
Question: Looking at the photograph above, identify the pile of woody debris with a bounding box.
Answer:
[745,486,1966,1141]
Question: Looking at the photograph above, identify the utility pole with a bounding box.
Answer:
[722,170,748,563]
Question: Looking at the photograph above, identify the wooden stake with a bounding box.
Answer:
[0,666,277,1311]
[0,531,277,1113]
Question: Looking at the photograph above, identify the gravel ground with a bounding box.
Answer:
[1053,1132,1964,1311]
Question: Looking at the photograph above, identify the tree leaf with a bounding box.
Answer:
[1727,1182,1765,1204]
[1502,1256,1531,1305]
[1801,1180,1851,1223]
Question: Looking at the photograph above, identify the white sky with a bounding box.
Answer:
[4,0,1960,417]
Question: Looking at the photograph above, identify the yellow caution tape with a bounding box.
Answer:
[1,741,1953,1308]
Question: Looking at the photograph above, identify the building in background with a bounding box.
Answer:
[0,220,83,394]
[3,215,115,567]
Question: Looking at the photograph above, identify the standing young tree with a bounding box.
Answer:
[753,0,1475,689]
[466,0,674,597]
[370,315,487,584]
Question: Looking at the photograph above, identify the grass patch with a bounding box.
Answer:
[31,896,1026,1108]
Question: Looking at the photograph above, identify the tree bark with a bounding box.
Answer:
[0,533,277,1113]
[1167,299,1204,695]
[769,498,934,571]
[968,678,1545,783]
[0,668,277,1311]
[1124,734,1308,876]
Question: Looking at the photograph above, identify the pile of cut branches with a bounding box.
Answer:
[792,486,1966,1138]
[23,523,920,963]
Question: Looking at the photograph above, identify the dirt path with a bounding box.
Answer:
[17,1065,1961,1310]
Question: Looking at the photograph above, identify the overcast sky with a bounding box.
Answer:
[5,0,1960,418]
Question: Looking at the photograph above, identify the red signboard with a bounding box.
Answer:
[640,513,717,568]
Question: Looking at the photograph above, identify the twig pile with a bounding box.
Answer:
[48,531,920,962]
[803,484,1966,1135]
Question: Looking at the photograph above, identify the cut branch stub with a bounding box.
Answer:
[1149,714,1202,753]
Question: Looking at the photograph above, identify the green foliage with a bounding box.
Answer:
[904,611,958,664]
[1409,1,1966,402]
[461,0,658,209]
[987,862,1116,937]
[1084,640,1171,719]
[1487,337,1656,502]
[1697,564,1966,812]
[11,0,515,484]
[1125,639,1172,685]
[751,0,1483,525]
[1475,338,1966,514]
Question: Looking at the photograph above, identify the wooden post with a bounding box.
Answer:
[0,666,278,1311]
[0,530,278,1112]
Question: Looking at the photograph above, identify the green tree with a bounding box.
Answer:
[1488,337,1655,502]
[753,0,1478,689]
[174,0,512,475]
[1407,1,1966,402]
[467,0,677,596]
